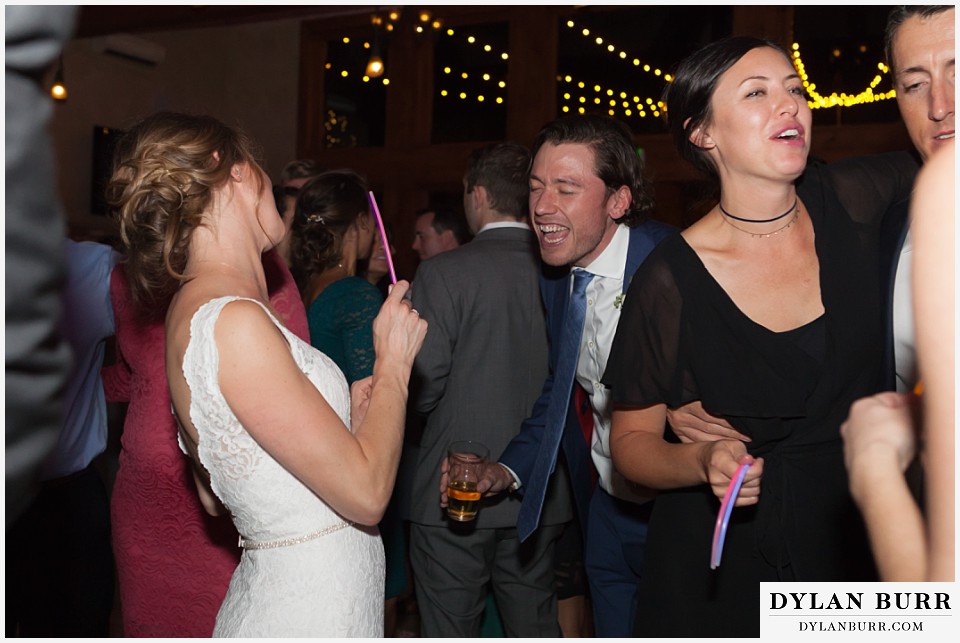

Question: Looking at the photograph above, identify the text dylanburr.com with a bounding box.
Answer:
[761,583,956,638]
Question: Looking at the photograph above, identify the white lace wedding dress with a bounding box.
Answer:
[182,297,384,637]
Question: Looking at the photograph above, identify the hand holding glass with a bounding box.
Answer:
[446,441,488,522]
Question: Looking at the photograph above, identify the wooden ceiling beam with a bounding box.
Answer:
[74,5,381,38]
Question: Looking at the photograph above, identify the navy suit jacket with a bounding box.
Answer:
[499,219,676,535]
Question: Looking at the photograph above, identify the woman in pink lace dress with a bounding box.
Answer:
[105,245,308,636]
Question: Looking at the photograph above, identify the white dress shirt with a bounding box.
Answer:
[576,224,654,504]
[892,229,917,393]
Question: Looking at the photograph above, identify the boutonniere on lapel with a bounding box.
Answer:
[613,293,626,310]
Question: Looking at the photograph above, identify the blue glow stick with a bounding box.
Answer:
[710,462,750,569]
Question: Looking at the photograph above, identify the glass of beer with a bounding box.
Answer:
[446,441,488,522]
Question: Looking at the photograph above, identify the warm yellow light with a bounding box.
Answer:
[459,92,467,99]
[563,105,570,113]
[341,70,349,77]
[419,11,431,22]
[496,97,503,104]
[416,26,423,34]
[51,82,67,101]
[478,95,485,102]
[484,45,492,52]
[654,69,661,76]
[483,73,490,81]
[501,53,508,60]
[595,37,603,45]
[366,56,384,78]
[578,81,585,89]
[567,21,574,28]
[633,59,640,66]
[564,75,572,83]
[582,28,590,36]
[343,37,350,44]
[619,51,626,59]
[607,45,615,52]
[444,67,451,74]
[643,65,650,72]
[563,92,571,100]
[468,36,476,44]
[386,24,393,32]
[833,48,841,58]
[325,63,331,69]
[382,78,390,85]
[498,81,506,88]
[389,11,399,21]
[432,21,441,30]
[441,90,448,96]
[447,28,455,36]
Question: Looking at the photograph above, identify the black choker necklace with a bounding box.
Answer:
[719,198,798,224]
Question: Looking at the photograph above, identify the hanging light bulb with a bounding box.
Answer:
[366,54,384,78]
[366,12,385,78]
[50,55,67,102]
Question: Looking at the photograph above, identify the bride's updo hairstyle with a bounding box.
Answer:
[289,169,370,287]
[106,111,260,318]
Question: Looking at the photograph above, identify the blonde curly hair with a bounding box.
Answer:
[106,111,261,317]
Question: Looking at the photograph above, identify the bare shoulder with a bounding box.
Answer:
[913,142,954,208]
[213,298,288,357]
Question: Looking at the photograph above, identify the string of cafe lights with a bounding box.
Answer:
[435,25,508,105]
[558,75,665,120]
[326,14,898,114]
[790,42,896,109]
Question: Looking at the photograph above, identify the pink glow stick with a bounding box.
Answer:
[710,462,750,569]
[368,191,397,284]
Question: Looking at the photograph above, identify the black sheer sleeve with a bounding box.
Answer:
[603,239,691,408]
[821,151,920,229]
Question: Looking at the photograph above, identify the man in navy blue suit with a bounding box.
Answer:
[458,115,675,636]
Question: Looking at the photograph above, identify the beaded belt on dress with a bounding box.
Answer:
[238,519,354,550]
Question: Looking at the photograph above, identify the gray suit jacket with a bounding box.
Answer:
[408,226,569,528]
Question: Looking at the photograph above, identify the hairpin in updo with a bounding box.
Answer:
[306,213,325,224]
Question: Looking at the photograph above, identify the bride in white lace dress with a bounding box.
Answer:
[109,112,427,637]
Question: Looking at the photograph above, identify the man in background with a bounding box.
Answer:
[411,207,471,262]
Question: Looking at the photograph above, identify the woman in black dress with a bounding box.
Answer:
[603,36,914,637]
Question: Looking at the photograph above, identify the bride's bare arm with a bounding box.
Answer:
[216,282,426,526]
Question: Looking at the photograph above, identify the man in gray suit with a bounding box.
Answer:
[407,142,565,637]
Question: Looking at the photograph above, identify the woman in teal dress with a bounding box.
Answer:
[289,170,381,384]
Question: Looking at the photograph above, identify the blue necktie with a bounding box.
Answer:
[517,269,594,541]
